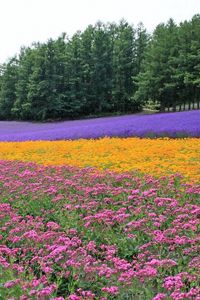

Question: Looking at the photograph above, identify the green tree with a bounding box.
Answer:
[112,20,136,112]
[64,32,87,117]
[0,58,19,119]
[79,25,96,115]
[91,22,113,114]
[12,46,36,119]
[134,19,179,111]
[26,38,69,120]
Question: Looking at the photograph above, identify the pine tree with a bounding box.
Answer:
[0,58,19,119]
[112,20,135,112]
[91,22,113,114]
[134,19,179,111]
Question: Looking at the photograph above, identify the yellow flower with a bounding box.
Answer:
[0,137,199,182]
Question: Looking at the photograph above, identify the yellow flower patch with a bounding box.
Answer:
[0,137,199,182]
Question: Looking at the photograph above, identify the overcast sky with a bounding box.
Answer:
[0,0,199,63]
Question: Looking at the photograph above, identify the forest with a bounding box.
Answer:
[0,15,199,121]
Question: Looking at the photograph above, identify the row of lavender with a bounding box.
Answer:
[0,110,200,141]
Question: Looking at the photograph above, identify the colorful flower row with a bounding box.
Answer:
[0,110,200,141]
[0,137,200,181]
[0,160,200,299]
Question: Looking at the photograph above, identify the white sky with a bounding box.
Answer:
[0,0,199,63]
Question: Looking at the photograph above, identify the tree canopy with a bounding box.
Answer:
[0,16,199,121]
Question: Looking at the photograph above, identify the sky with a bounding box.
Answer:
[0,0,199,63]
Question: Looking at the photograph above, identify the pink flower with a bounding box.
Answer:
[46,221,60,230]
[152,293,166,300]
[20,296,28,300]
[102,286,119,295]
[37,288,52,296]
[170,291,187,300]
[138,266,157,277]
[4,279,20,288]
[86,241,96,251]
[23,230,38,240]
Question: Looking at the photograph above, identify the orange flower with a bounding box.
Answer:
[0,137,199,182]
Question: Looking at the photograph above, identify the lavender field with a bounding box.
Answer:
[0,110,200,141]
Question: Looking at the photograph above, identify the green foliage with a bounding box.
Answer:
[134,15,200,111]
[0,58,19,119]
[0,16,199,121]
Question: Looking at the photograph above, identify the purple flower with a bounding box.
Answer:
[0,110,200,141]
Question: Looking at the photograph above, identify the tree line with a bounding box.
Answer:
[0,15,199,121]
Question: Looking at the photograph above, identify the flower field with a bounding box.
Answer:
[0,113,200,300]
[0,138,200,182]
[0,110,200,141]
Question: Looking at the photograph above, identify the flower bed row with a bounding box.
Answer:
[0,110,200,141]
[0,138,199,182]
[0,160,199,299]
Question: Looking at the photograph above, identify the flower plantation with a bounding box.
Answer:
[0,137,200,182]
[0,110,200,141]
[0,110,200,299]
[0,159,200,299]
